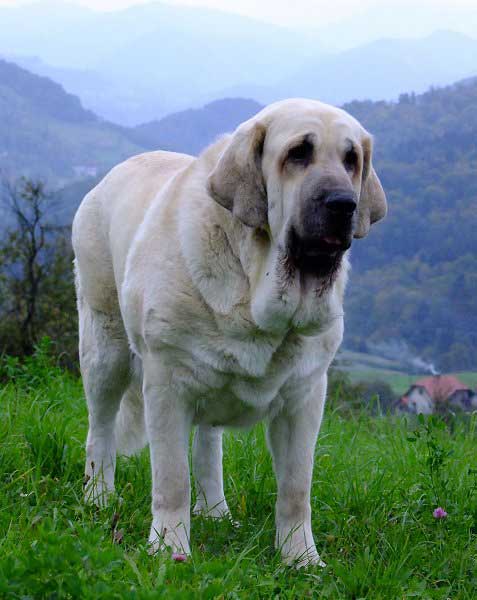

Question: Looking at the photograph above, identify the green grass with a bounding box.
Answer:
[2,350,477,598]
[345,369,415,395]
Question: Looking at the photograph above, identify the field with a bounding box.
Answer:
[2,349,477,599]
[337,350,477,396]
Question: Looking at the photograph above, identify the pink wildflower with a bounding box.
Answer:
[172,552,187,562]
[433,507,448,519]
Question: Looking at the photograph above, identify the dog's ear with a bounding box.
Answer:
[207,122,267,229]
[354,135,387,239]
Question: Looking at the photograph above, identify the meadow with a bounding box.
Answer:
[1,346,477,599]
[337,350,477,396]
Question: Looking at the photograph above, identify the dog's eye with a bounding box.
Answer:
[344,149,358,172]
[287,139,314,167]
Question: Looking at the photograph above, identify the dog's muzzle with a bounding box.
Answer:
[287,188,357,276]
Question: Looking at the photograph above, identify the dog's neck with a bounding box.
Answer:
[215,206,349,337]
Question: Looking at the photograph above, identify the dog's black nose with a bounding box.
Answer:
[325,191,357,215]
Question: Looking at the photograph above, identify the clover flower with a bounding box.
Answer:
[172,552,187,562]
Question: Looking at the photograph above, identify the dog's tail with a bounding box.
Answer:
[115,364,148,456]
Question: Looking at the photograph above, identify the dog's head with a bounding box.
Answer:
[207,99,387,278]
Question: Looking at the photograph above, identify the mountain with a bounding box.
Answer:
[0,58,267,184]
[130,98,263,155]
[0,58,266,182]
[0,2,322,124]
[1,55,125,121]
[246,31,477,106]
[0,58,144,182]
[312,1,477,51]
[1,3,476,125]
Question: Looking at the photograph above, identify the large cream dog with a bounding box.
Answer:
[72,99,386,567]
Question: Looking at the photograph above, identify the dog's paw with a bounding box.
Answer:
[277,524,325,568]
[285,548,326,569]
[148,520,191,558]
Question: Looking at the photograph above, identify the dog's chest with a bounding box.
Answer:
[140,270,341,427]
[175,325,330,427]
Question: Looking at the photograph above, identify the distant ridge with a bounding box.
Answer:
[246,30,477,107]
[0,58,144,181]
[0,57,96,123]
[130,98,264,155]
[0,1,321,124]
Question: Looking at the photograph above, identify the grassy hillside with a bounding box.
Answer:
[2,350,477,597]
[0,58,144,182]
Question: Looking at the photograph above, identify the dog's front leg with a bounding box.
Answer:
[192,425,231,518]
[143,355,193,556]
[267,375,327,568]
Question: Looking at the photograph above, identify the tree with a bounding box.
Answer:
[0,178,77,360]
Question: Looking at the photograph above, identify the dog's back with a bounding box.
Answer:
[72,150,194,315]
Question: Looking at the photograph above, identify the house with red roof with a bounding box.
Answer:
[398,375,477,414]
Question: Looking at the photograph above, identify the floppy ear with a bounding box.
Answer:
[207,122,267,229]
[354,136,387,239]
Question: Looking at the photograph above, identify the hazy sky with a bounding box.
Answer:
[1,0,477,27]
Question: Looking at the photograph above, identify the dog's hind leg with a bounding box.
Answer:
[79,298,131,505]
[192,425,231,519]
[115,358,147,457]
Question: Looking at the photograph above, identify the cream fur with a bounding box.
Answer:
[72,99,386,567]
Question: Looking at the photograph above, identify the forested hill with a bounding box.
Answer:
[343,79,477,370]
[0,58,144,182]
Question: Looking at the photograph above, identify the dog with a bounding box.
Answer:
[72,98,386,567]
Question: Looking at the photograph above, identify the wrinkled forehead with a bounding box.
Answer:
[260,100,365,154]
